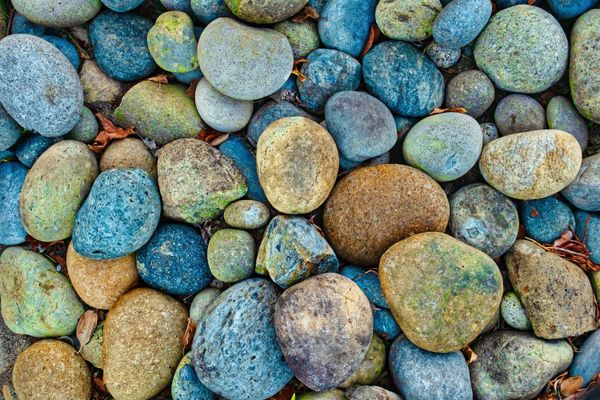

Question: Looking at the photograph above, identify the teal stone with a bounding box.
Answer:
[575,211,600,264]
[273,20,320,58]
[172,352,215,400]
[66,106,98,144]
[207,229,255,283]
[0,247,84,337]
[147,11,198,74]
[521,196,575,243]
[0,103,21,151]
[432,0,491,48]
[445,70,495,118]
[0,162,28,246]
[546,95,589,150]
[562,153,600,211]
[500,291,532,330]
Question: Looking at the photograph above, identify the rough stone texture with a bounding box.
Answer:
[0,104,22,151]
[494,94,546,136]
[257,117,339,214]
[481,122,499,145]
[297,390,347,400]
[433,0,491,48]
[0,315,34,392]
[101,0,145,12]
[224,200,269,229]
[575,211,600,264]
[13,340,91,400]
[445,70,495,118]
[426,41,461,69]
[562,153,600,211]
[340,334,386,388]
[193,279,293,400]
[67,106,99,144]
[0,162,28,246]
[207,228,255,283]
[225,0,307,24]
[147,11,198,73]
[100,138,157,177]
[376,0,442,42]
[104,288,188,400]
[79,60,123,104]
[346,386,402,400]
[67,242,138,310]
[500,291,532,330]
[547,95,589,150]
[273,20,320,59]
[521,196,575,243]
[195,78,253,132]
[380,232,503,353]
[157,138,247,223]
[506,240,597,339]
[323,164,449,267]
[470,331,573,400]
[479,129,582,200]
[12,0,101,28]
[172,352,215,400]
[80,321,104,369]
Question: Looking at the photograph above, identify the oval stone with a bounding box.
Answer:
[101,0,145,12]
[319,0,376,58]
[494,94,546,136]
[225,0,307,24]
[432,0,491,48]
[207,228,255,283]
[15,134,60,168]
[67,106,99,144]
[12,0,101,28]
[224,200,270,229]
[340,335,386,388]
[195,78,253,132]
[147,11,197,73]
[0,162,28,246]
[562,153,600,212]
[100,138,156,177]
[191,0,233,25]
[79,60,123,104]
[273,20,321,59]
[247,101,310,146]
[375,0,442,42]
[189,288,222,324]
[500,291,532,330]
[521,196,575,243]
[569,329,600,386]
[445,70,495,119]
[546,95,589,150]
[0,104,22,152]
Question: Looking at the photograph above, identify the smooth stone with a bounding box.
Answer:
[13,340,91,400]
[376,0,442,42]
[426,41,461,69]
[191,0,232,24]
[350,269,389,309]
[12,0,101,28]
[325,91,396,162]
[198,18,293,101]
[274,273,372,391]
[274,20,320,58]
[137,223,212,295]
[495,94,546,135]
[100,138,156,177]
[157,138,247,223]
[470,331,573,400]
[340,335,386,388]
[562,153,600,211]
[89,10,156,81]
[0,162,28,245]
[172,352,215,400]
[218,135,266,202]
[403,112,482,181]
[194,279,293,400]
[521,196,575,243]
[433,0,491,48]
[570,329,600,386]
[445,70,495,118]
[207,228,255,283]
[11,12,47,35]
[548,0,598,19]
[20,140,98,242]
[173,67,203,84]
[0,315,34,390]
[79,60,123,104]
[104,288,188,400]
[147,11,197,73]
[570,10,600,123]
[225,0,307,24]
[506,240,597,339]
[67,242,138,309]
[72,168,161,260]
[496,0,539,6]
[474,5,568,93]
[224,200,269,229]
[15,134,60,168]
[0,104,20,151]
[390,335,473,400]
[450,183,519,258]
[481,122,499,145]
[256,215,339,288]
[0,34,83,137]
[363,41,444,117]
[80,321,104,369]
[160,0,194,13]
[195,78,253,132]
[40,35,80,69]
[247,101,310,146]
[324,164,449,267]
[575,211,600,264]
[500,290,532,330]
[101,0,145,12]
[297,390,347,400]
[479,130,582,200]
[547,95,589,150]
[114,81,204,146]
[189,287,222,324]
[380,232,503,352]
[346,386,402,400]
[256,117,339,214]
[319,0,376,58]
[66,106,98,144]
[0,247,83,337]
[373,308,401,341]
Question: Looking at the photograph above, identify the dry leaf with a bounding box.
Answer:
[359,25,381,59]
[89,113,137,153]
[197,127,228,146]
[25,235,67,270]
[462,345,478,365]
[92,375,107,395]
[291,5,319,22]
[291,58,309,82]
[530,208,540,217]
[528,0,536,4]
[186,79,200,98]
[430,107,468,115]
[182,318,196,350]
[66,32,90,60]
[76,310,98,352]
[209,133,229,147]
[148,74,170,84]
[561,376,584,396]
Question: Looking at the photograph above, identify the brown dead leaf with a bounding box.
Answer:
[359,25,381,59]
[291,5,319,22]
[197,127,228,145]
[182,318,196,350]
[561,376,584,397]
[267,384,296,400]
[462,345,478,365]
[76,310,98,352]
[430,107,468,115]
[89,113,137,153]
[93,375,107,394]
[209,133,229,147]
[148,74,170,84]
[530,208,540,217]
[186,79,200,98]
[291,58,309,82]
[528,0,536,4]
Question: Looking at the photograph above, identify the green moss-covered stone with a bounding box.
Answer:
[380,232,503,353]
[114,81,204,146]
[207,229,255,283]
[225,0,308,24]
[340,334,386,388]
[500,291,531,331]
[66,106,99,144]
[273,20,321,58]
[0,247,84,337]
[375,0,442,41]
[147,11,198,73]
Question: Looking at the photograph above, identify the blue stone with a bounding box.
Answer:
[173,68,203,85]
[562,154,600,212]
[15,134,61,168]
[547,0,598,19]
[218,135,267,202]
[11,12,48,35]
[40,35,81,69]
[193,278,293,400]
[279,75,298,93]
[433,0,492,48]
[363,41,444,117]
[340,265,365,280]
[136,223,212,296]
[389,336,473,400]
[0,162,28,245]
[298,49,361,114]
[172,352,216,400]
[394,115,417,137]
[353,271,389,309]
[0,104,21,151]
[521,197,575,243]
[0,150,14,161]
[496,0,540,7]
[308,0,326,13]
[247,101,309,146]
[339,154,362,171]
[161,0,194,13]
[318,0,376,58]
[191,0,233,25]
[100,0,145,12]
[575,211,600,264]
[89,10,156,81]
[373,309,401,341]
[72,168,161,260]
[569,329,600,385]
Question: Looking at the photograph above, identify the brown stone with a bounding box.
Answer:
[99,138,157,178]
[323,164,449,266]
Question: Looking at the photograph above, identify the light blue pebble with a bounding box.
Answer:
[0,162,28,245]
[433,0,492,48]
[11,12,48,35]
[547,0,598,19]
[172,352,216,400]
[575,211,600,264]
[247,101,309,146]
[41,35,81,69]
[191,0,233,25]
[0,104,21,151]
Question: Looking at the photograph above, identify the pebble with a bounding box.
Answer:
[389,335,473,400]
[546,95,589,150]
[319,0,376,58]
[363,41,444,116]
[11,12,47,35]
[274,273,372,391]
[247,101,310,146]
[101,0,145,12]
[479,130,582,200]
[548,0,597,19]
[20,140,98,242]
[256,215,339,288]
[0,34,83,137]
[569,329,600,386]
[0,247,83,337]
[13,340,91,400]
[445,70,495,118]
[575,211,600,264]
[191,0,233,25]
[480,122,499,145]
[433,0,491,48]
[325,91,397,162]
[0,316,34,393]
[104,288,188,400]
[224,200,270,229]
[40,35,81,69]
[80,322,104,369]
[0,104,21,151]
[297,390,347,400]
[373,308,401,341]
[66,106,98,144]
[403,112,483,181]
[324,164,449,266]
[173,67,203,84]
[474,5,568,93]
[340,335,386,388]
[348,268,389,309]
[0,162,28,245]
[562,153,600,211]
[172,352,216,400]
[470,331,573,400]
[67,242,138,309]
[72,168,161,260]
[225,0,308,24]
[12,0,101,28]
[157,138,247,223]
[189,287,222,324]
[195,78,253,132]
[376,0,442,42]
[273,20,321,58]
[207,228,255,283]
[449,183,519,258]
[218,135,267,202]
[425,41,461,68]
[15,134,60,168]
[500,291,532,330]
[194,279,293,399]
[161,0,194,13]
[147,11,198,73]
[521,196,575,243]
[198,18,293,101]
[506,240,597,339]
[137,223,212,295]
[346,386,402,400]
[256,117,338,214]
[79,60,123,104]
[99,138,157,177]
[494,94,546,136]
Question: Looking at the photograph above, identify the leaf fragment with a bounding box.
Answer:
[182,318,196,351]
[291,6,319,22]
[430,107,468,115]
[461,345,478,365]
[186,79,200,98]
[89,113,137,153]
[359,25,381,59]
[561,376,584,397]
[148,74,170,84]
[76,310,98,352]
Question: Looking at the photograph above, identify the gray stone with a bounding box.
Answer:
[546,95,589,150]
[495,94,546,136]
[445,70,495,118]
[12,0,101,28]
[195,78,253,133]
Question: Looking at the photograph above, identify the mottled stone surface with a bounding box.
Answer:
[207,228,255,283]
[521,196,575,243]
[147,11,197,73]
[225,0,306,23]
[218,135,267,202]
[298,390,347,400]
[376,0,441,41]
[101,0,145,12]
[15,134,59,168]
[80,321,103,369]
[100,138,156,177]
[0,162,28,246]
[195,78,253,132]
[172,352,215,400]
[426,41,461,69]
[445,70,495,118]
[191,0,232,25]
[0,104,20,151]
[547,95,589,150]
[494,94,546,136]
[562,153,600,211]
[67,106,98,144]
[189,287,222,324]
[319,0,376,58]
[224,200,269,229]
[0,314,34,390]
[340,334,386,388]
[570,329,600,386]
[79,60,123,104]
[12,0,101,27]
[273,20,320,58]
[433,0,491,48]
[575,211,600,264]
[500,291,532,330]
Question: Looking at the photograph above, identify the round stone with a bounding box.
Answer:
[12,0,101,28]
[0,162,28,246]
[207,229,255,283]
[494,94,546,136]
[432,0,491,48]
[273,20,320,59]
[546,95,589,150]
[67,106,99,144]
[195,78,253,132]
[225,0,307,24]
[480,122,499,145]
[218,135,267,202]
[500,291,532,330]
[445,70,495,118]
[100,138,157,177]
[425,41,461,69]
[189,287,222,324]
[562,154,600,211]
[375,0,442,42]
[147,11,198,73]
[172,352,215,400]
[521,196,575,243]
[223,200,270,229]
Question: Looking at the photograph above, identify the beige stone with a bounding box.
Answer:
[100,138,157,178]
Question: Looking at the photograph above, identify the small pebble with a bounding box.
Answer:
[445,70,495,118]
[207,228,256,283]
[494,94,546,136]
[224,200,270,229]
[521,196,575,243]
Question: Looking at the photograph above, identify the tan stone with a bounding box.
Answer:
[79,60,122,104]
[100,138,157,178]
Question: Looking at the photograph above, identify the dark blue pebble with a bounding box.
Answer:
[0,162,28,245]
[100,0,145,12]
[219,135,267,202]
[247,101,309,146]
[569,329,600,386]
[11,12,48,35]
[575,211,600,264]
[0,150,14,161]
[161,0,194,14]
[496,0,541,8]
[395,115,417,137]
[433,0,492,48]
[521,197,575,243]
[15,134,61,168]
[41,35,81,70]
[373,309,401,341]
[173,68,203,85]
[279,76,298,93]
[0,104,21,151]
[354,271,389,309]
[136,223,213,296]
[547,0,598,19]
[172,355,216,400]
[340,265,365,280]
[191,0,233,25]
